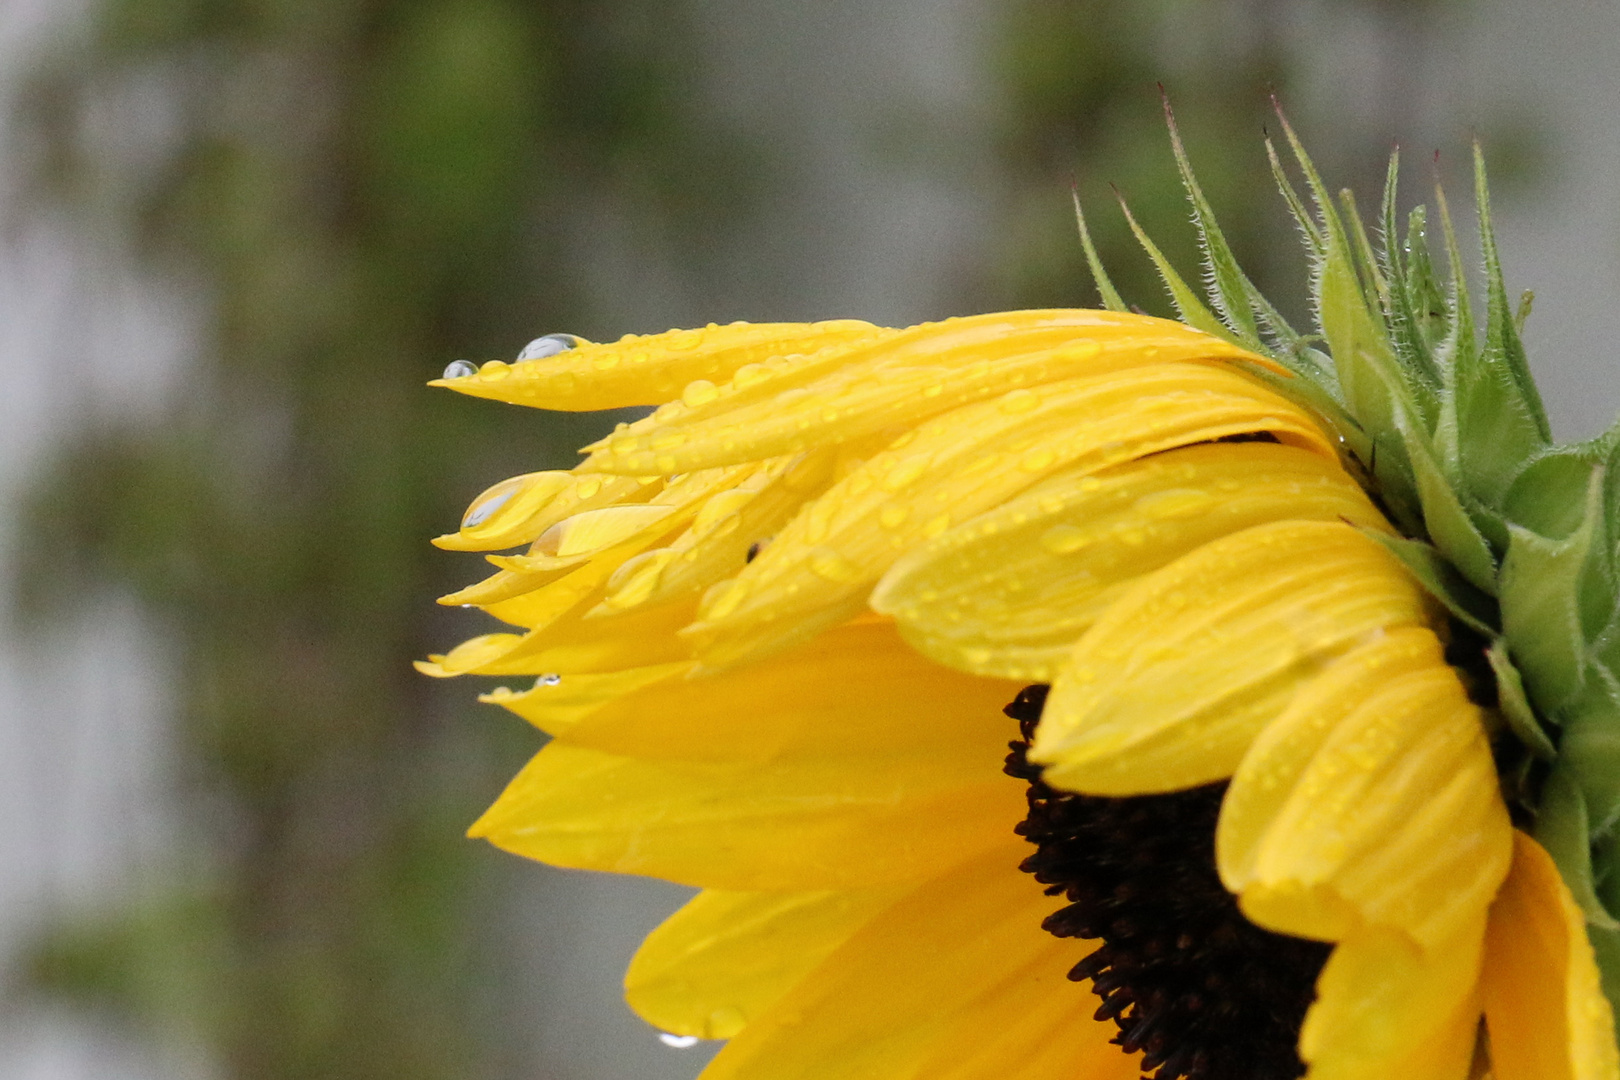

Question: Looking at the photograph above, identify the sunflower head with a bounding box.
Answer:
[423,110,1620,1080]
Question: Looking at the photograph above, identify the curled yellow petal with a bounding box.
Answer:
[431,320,888,410]
[432,470,574,551]
[581,310,1267,475]
[1482,832,1620,1080]
[1225,628,1511,950]
[687,363,1335,671]
[1030,520,1433,795]
[873,442,1385,681]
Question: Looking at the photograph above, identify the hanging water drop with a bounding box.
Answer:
[462,488,515,528]
[442,359,478,379]
[536,673,562,688]
[658,1034,701,1049]
[517,333,584,361]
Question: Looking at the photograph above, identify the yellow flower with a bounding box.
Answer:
[422,307,1620,1080]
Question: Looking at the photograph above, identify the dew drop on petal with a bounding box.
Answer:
[682,379,720,407]
[479,360,511,380]
[536,673,561,687]
[809,548,861,582]
[1041,523,1087,555]
[659,1034,700,1049]
[517,333,583,360]
[998,388,1040,415]
[442,359,478,379]
[463,488,515,528]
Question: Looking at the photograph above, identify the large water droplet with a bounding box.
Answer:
[442,359,478,379]
[517,333,583,361]
[463,488,515,528]
[658,1034,701,1049]
[479,360,511,380]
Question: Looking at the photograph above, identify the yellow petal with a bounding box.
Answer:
[1482,832,1620,1080]
[468,621,1026,889]
[478,662,690,736]
[581,310,1267,475]
[1234,649,1511,950]
[565,619,1023,763]
[625,887,903,1040]
[431,320,888,410]
[470,741,1017,890]
[687,362,1335,670]
[873,442,1386,681]
[1032,520,1433,795]
[697,845,1127,1080]
[469,599,699,676]
[1219,626,1444,890]
[437,471,656,557]
[1300,916,1486,1080]
[598,450,839,613]
[432,470,574,551]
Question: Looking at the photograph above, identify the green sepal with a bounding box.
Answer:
[1447,149,1552,506]
[1264,133,1325,260]
[1113,193,1240,347]
[1287,162,1408,461]
[1357,529,1498,637]
[1401,419,1499,594]
[1486,639,1558,761]
[1071,188,1128,313]
[1379,169,1447,384]
[1500,468,1604,711]
[1162,100,1262,347]
[1560,665,1620,838]
[1534,763,1620,930]
[1508,445,1617,643]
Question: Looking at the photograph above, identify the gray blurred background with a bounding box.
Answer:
[0,0,1616,1077]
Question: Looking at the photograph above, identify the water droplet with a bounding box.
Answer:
[1020,448,1056,472]
[682,379,720,407]
[442,359,478,379]
[809,547,861,582]
[998,388,1040,415]
[575,478,602,499]
[479,360,511,380]
[536,673,562,687]
[879,504,910,529]
[463,488,515,528]
[882,457,929,492]
[1042,524,1087,554]
[659,1033,701,1049]
[667,328,706,351]
[517,333,583,361]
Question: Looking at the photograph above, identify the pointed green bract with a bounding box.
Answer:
[1486,640,1557,761]
[1083,111,1620,974]
[1500,469,1604,711]
[1536,764,1620,930]
[1071,188,1128,313]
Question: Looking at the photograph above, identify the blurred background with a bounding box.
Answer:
[0,0,1616,1077]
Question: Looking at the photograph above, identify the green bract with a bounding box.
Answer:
[1082,104,1620,1026]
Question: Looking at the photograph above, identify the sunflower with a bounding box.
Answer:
[422,118,1620,1080]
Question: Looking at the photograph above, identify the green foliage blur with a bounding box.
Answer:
[16,1,742,1077]
[12,0,1460,1077]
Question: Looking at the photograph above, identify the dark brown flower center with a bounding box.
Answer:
[1003,684,1331,1080]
